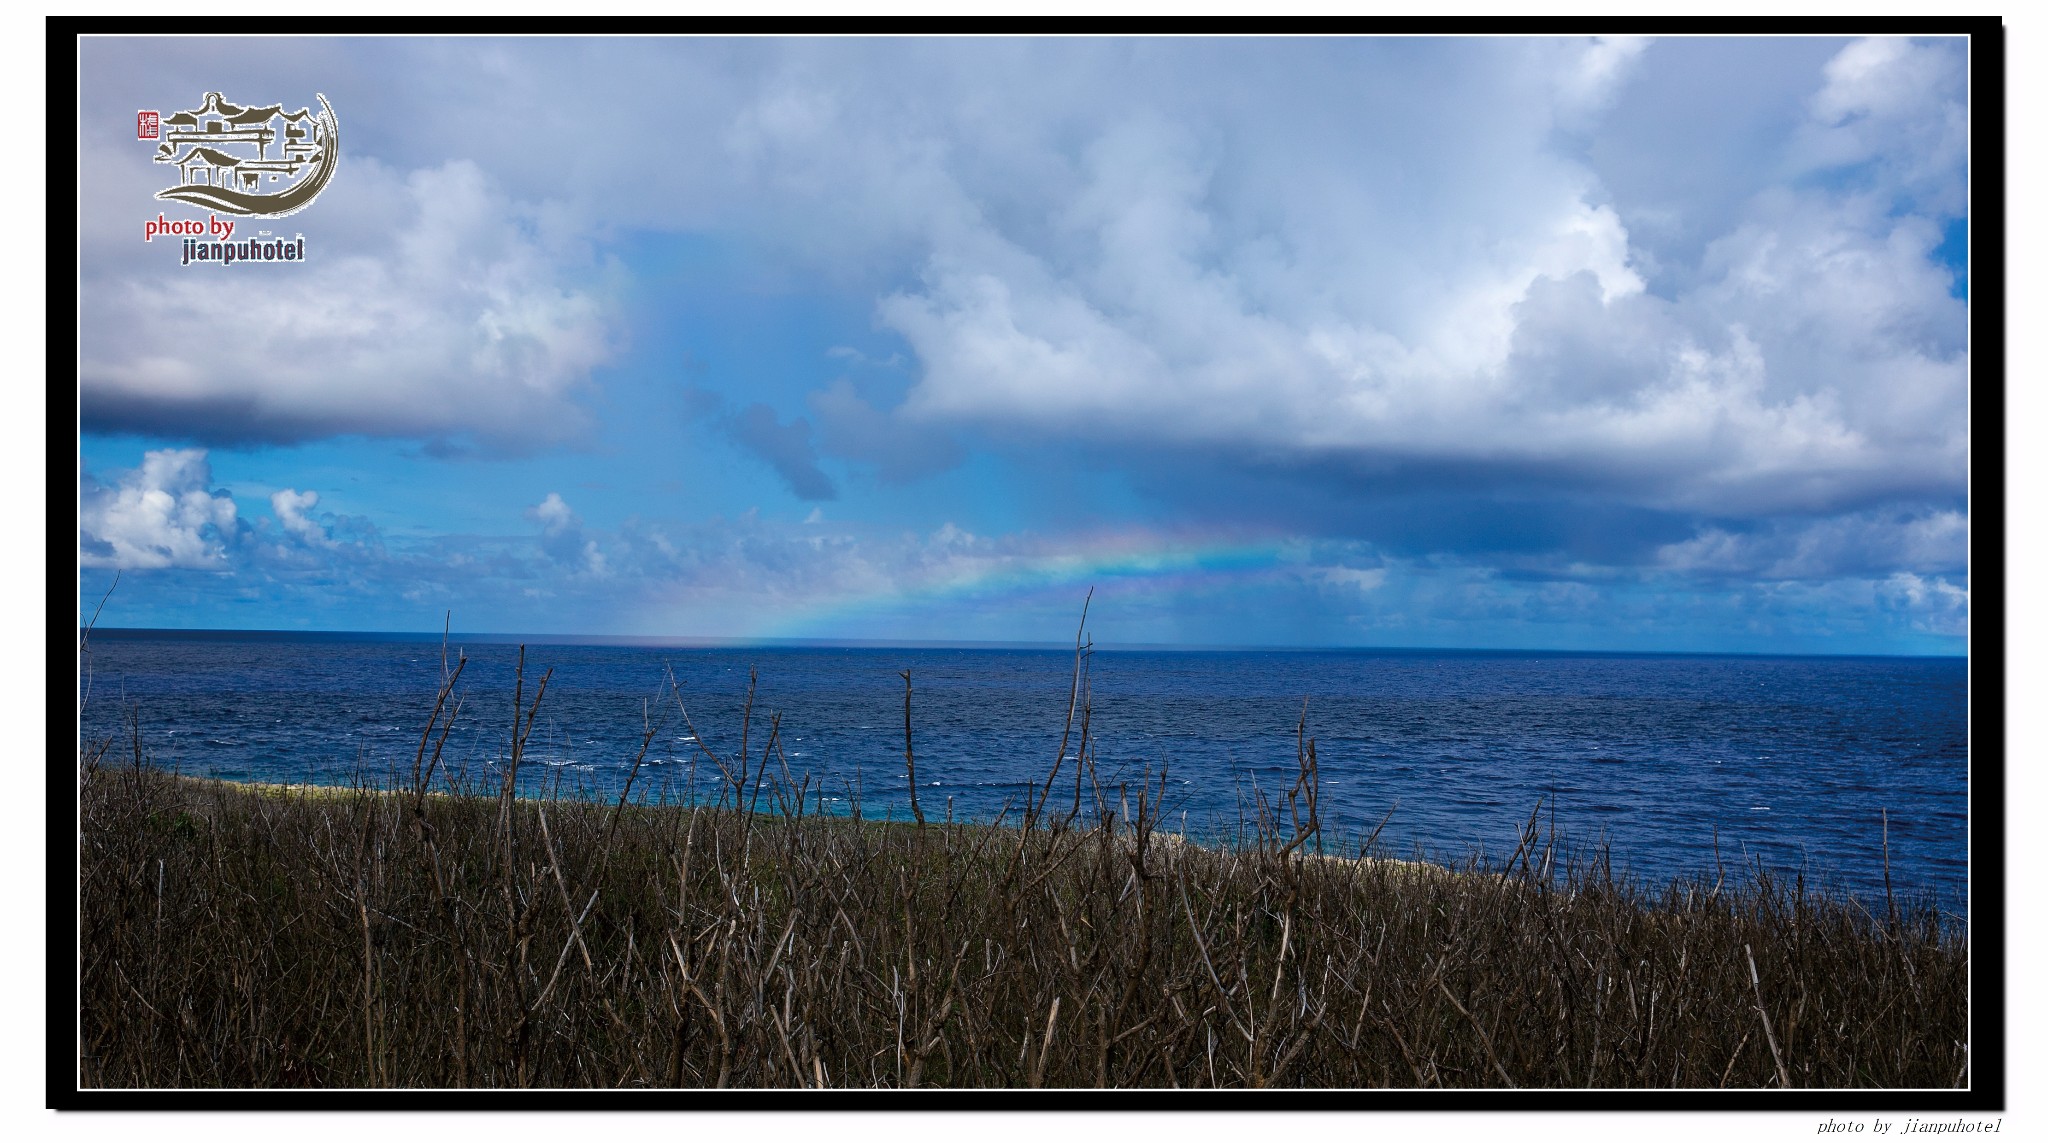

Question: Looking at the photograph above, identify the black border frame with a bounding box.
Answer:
[51,17,2007,1113]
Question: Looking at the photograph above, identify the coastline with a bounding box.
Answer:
[179,771,1452,877]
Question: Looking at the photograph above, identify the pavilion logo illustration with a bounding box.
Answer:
[137,91,338,265]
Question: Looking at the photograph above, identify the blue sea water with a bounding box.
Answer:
[76,630,1971,913]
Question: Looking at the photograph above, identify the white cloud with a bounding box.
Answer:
[270,489,334,549]
[1876,571,1969,637]
[1797,37,1967,214]
[529,492,575,533]
[79,449,239,569]
[821,38,1961,521]
[80,159,618,449]
[1655,509,1967,580]
[1552,36,1652,121]
[1317,566,1388,593]
[527,492,606,576]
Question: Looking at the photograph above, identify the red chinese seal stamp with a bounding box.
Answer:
[137,111,159,140]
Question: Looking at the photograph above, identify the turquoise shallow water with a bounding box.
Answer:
[78,629,1970,911]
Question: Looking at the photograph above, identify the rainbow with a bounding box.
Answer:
[744,528,1301,641]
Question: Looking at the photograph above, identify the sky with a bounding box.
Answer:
[73,35,1972,654]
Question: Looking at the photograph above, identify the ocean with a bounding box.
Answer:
[75,629,1971,912]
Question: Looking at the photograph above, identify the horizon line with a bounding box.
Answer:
[74,624,1970,660]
